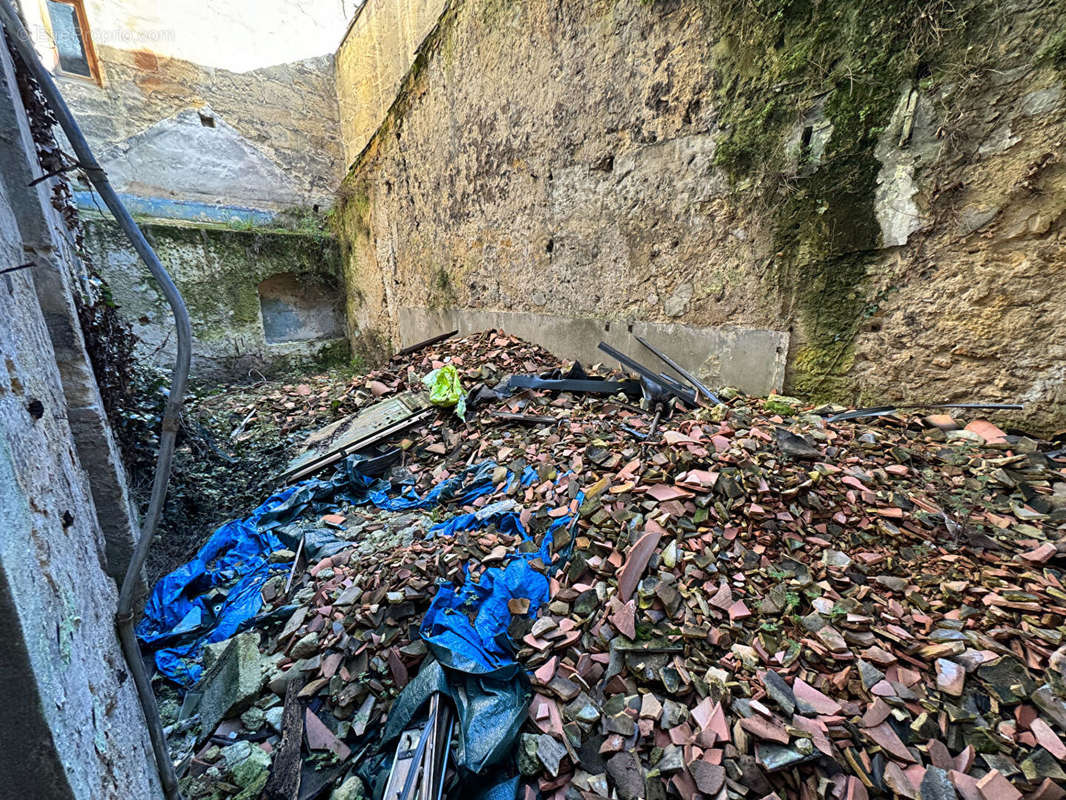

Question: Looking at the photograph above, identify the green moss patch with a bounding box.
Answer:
[701,0,985,400]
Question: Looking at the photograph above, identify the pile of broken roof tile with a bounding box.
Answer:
[166,330,1066,800]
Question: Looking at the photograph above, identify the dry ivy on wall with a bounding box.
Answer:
[6,34,139,460]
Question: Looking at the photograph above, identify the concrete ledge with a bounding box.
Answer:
[396,308,789,395]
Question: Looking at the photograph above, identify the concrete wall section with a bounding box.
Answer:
[259,272,346,344]
[96,108,307,211]
[398,307,788,395]
[56,47,344,209]
[0,36,140,581]
[0,37,160,800]
[0,272,161,800]
[83,217,347,381]
[335,0,447,166]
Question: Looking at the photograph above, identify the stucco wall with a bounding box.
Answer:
[0,37,160,800]
[335,0,446,167]
[337,0,1066,434]
[83,217,346,381]
[23,0,353,209]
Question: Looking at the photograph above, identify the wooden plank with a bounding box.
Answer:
[262,677,305,800]
[282,410,433,485]
[391,329,458,359]
[276,392,432,484]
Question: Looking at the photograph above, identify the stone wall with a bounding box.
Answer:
[0,35,160,800]
[26,0,353,210]
[337,0,1066,434]
[335,0,447,167]
[83,217,346,382]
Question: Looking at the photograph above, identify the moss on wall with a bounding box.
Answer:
[140,222,341,339]
[1038,27,1066,72]
[332,180,392,367]
[702,0,986,399]
[85,216,345,381]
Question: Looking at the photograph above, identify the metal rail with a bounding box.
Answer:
[634,335,720,404]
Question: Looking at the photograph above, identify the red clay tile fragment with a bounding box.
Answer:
[791,714,833,757]
[670,767,700,800]
[949,770,983,800]
[846,776,869,800]
[1030,717,1066,760]
[304,709,351,760]
[739,715,790,744]
[935,658,966,696]
[534,656,557,685]
[883,762,918,799]
[927,739,953,770]
[529,694,564,736]
[645,484,693,502]
[864,721,916,762]
[688,761,725,796]
[387,648,409,687]
[728,600,751,621]
[617,528,662,603]
[954,744,975,774]
[690,696,715,732]
[706,701,730,744]
[965,419,1007,444]
[976,770,1022,800]
[608,598,637,639]
[1027,779,1066,800]
[793,677,842,715]
[1020,542,1057,564]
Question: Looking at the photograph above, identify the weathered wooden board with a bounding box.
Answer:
[276,391,432,484]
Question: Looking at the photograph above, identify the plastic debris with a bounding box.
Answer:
[422,364,466,419]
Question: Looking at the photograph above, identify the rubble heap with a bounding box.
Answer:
[156,331,1066,800]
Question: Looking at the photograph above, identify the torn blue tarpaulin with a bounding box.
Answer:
[138,455,559,687]
[420,503,577,673]
[137,488,295,686]
[370,494,581,800]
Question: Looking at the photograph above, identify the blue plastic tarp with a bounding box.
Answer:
[421,490,580,675]
[376,494,580,800]
[137,488,295,685]
[138,443,585,800]
[138,456,559,687]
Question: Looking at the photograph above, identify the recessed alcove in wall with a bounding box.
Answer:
[258,272,344,343]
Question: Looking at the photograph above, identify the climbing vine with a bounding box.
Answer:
[7,34,139,442]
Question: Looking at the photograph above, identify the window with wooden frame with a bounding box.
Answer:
[44,0,100,82]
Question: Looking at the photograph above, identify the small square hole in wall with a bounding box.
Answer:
[198,112,215,128]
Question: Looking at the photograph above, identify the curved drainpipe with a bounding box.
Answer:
[0,4,190,798]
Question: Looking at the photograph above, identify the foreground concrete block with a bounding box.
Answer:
[196,633,263,739]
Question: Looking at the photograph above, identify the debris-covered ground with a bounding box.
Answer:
[143,331,1066,800]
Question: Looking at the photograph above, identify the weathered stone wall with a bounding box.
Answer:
[0,37,160,800]
[83,217,346,381]
[27,0,353,209]
[337,0,1066,434]
[335,0,447,167]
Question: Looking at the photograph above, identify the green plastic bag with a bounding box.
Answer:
[422,365,466,420]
